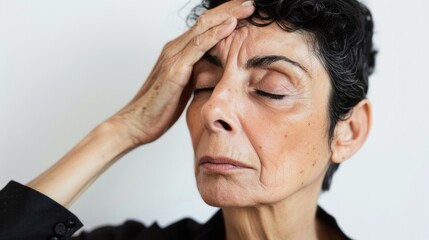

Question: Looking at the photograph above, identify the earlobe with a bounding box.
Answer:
[331,99,372,163]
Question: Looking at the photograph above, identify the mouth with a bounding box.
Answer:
[199,156,253,174]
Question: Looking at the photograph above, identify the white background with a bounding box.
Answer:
[1,0,428,239]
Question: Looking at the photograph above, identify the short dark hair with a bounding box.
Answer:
[188,0,377,191]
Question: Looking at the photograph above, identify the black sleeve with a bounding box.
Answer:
[72,218,203,240]
[0,181,83,240]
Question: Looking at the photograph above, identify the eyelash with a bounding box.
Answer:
[193,87,215,94]
[255,90,285,100]
[193,88,285,100]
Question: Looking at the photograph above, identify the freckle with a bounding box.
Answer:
[312,146,316,151]
[300,170,304,174]
[312,160,317,166]
[301,182,304,185]
[258,145,262,150]
[284,134,288,138]
[154,85,160,90]
[142,106,147,111]
[308,122,311,126]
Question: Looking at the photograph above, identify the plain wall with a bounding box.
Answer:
[1,0,428,239]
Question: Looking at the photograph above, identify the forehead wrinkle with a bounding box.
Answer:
[210,23,322,79]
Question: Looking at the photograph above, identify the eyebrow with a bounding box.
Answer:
[202,53,309,74]
[202,53,222,67]
[246,55,309,74]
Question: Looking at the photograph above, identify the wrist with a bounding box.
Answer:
[93,119,139,153]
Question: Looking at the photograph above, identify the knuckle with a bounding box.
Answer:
[193,17,204,31]
[194,13,213,30]
[208,26,221,39]
[191,35,202,47]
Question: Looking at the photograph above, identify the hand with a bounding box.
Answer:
[106,0,255,148]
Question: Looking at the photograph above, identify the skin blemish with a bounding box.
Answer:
[300,170,304,174]
[284,134,288,138]
[154,85,160,90]
[259,145,263,150]
[312,160,317,167]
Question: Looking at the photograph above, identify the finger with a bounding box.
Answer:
[166,17,238,88]
[171,0,255,52]
[191,1,255,35]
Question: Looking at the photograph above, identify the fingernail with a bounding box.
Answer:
[241,1,254,7]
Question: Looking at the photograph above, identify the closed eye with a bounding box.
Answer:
[255,90,285,100]
[255,90,286,100]
[193,87,215,95]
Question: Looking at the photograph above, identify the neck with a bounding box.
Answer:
[222,183,329,240]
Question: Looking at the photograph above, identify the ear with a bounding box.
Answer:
[331,99,372,163]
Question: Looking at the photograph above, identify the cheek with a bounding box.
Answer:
[253,108,332,190]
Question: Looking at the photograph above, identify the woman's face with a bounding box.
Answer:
[186,22,332,207]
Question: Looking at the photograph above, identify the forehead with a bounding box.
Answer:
[209,22,322,73]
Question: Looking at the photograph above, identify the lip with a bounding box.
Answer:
[199,156,253,173]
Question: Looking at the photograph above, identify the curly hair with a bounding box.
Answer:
[188,0,377,191]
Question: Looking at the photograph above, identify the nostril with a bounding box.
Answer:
[217,120,232,131]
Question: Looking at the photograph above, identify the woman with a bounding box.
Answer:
[0,0,375,239]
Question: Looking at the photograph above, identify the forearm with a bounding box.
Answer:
[27,122,134,208]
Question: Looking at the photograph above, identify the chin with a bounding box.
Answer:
[198,187,248,207]
[196,176,254,207]
[196,176,284,208]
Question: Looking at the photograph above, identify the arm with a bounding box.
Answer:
[27,0,255,209]
[27,123,132,208]
[0,2,254,239]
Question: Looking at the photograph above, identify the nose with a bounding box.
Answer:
[200,82,240,134]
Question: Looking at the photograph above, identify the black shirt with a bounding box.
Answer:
[0,181,352,240]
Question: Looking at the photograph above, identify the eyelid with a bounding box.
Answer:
[261,66,303,90]
[255,89,285,100]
